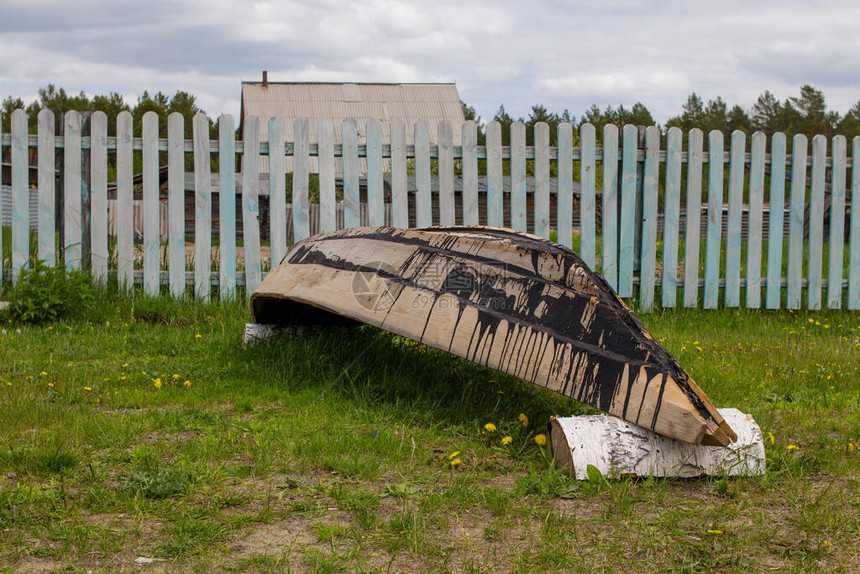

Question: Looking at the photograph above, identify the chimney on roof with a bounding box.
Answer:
[262,71,268,87]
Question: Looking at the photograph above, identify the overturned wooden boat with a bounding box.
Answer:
[251,227,736,446]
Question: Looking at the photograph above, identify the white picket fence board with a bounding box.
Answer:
[724,131,745,307]
[11,109,28,281]
[219,115,237,301]
[828,135,847,309]
[242,115,262,295]
[703,131,724,309]
[556,122,573,251]
[746,132,766,309]
[0,111,3,286]
[534,122,550,240]
[662,127,682,308]
[116,111,134,292]
[601,125,619,290]
[193,112,212,301]
[766,133,787,309]
[438,120,455,226]
[366,119,385,228]
[63,111,82,272]
[807,135,827,310]
[414,119,432,227]
[342,119,361,228]
[268,117,286,268]
[486,121,503,228]
[389,119,408,228]
[292,117,311,241]
[318,118,337,233]
[142,112,160,296]
[2,112,857,313]
[578,123,595,260]
[683,129,704,308]
[37,109,56,266]
[618,124,638,298]
[90,111,109,285]
[849,136,860,310]
[510,122,527,232]
[167,113,186,298]
[787,135,808,310]
[461,120,479,226]
[639,125,660,311]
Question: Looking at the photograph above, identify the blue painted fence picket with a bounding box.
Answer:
[0,112,856,313]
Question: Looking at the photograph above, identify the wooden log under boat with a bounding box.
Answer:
[250,226,736,447]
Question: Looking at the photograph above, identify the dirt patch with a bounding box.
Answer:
[143,430,200,443]
[9,557,66,573]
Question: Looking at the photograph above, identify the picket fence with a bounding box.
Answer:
[1,109,859,312]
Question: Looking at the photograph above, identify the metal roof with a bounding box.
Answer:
[240,82,466,146]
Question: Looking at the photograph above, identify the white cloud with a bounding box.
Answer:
[1,0,859,123]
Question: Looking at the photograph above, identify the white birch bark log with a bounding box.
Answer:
[550,408,765,480]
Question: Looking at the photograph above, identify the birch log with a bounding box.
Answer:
[549,408,765,480]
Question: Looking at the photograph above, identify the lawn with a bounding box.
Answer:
[0,288,859,572]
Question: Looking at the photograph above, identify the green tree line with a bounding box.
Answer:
[471,84,860,145]
[4,83,860,145]
[1,84,211,138]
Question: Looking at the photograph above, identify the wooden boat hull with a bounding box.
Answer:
[251,226,736,446]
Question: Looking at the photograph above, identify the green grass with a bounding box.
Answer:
[0,291,858,571]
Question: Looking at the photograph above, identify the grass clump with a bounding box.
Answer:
[120,465,196,499]
[1,260,102,324]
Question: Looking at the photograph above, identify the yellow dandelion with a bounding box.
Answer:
[786,444,798,451]
[153,378,162,389]
[488,379,497,385]
[534,434,547,446]
[119,376,126,381]
[450,457,462,467]
[84,386,92,392]
[484,423,497,432]
[122,363,128,368]
[847,442,855,452]
[183,380,191,388]
[39,371,47,377]
[172,374,181,379]
[768,432,775,445]
[448,451,460,460]
[497,391,504,395]
[195,334,202,339]
[5,382,11,387]
[501,436,513,445]
[707,529,723,535]
[47,382,54,388]
[518,413,529,427]
[25,375,33,381]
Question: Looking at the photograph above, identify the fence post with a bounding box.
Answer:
[827,135,847,309]
[11,109,28,282]
[703,130,724,309]
[80,111,93,271]
[37,109,56,267]
[601,124,618,290]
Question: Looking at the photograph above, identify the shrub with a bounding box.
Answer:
[2,260,100,324]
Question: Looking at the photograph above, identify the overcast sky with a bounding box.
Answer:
[2,0,859,124]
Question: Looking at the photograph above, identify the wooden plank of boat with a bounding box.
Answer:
[251,226,737,447]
